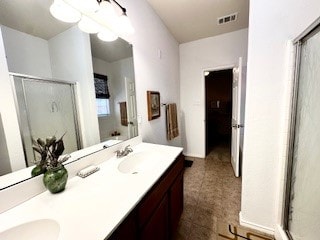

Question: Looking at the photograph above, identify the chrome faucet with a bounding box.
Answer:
[115,145,133,158]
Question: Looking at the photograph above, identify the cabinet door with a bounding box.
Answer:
[169,172,184,236]
[140,195,169,240]
[107,212,137,240]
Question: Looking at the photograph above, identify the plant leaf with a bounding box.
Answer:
[53,139,64,158]
[32,138,38,146]
[33,146,42,154]
[37,138,45,147]
[58,132,67,141]
[46,136,56,147]
[58,154,71,163]
[40,152,47,161]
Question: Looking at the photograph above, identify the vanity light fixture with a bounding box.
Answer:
[50,0,81,23]
[50,0,134,42]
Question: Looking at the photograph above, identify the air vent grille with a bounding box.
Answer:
[217,13,238,25]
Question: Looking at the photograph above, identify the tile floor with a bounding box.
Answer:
[174,143,242,239]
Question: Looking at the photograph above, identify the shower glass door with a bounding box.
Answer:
[286,24,320,239]
[13,76,80,167]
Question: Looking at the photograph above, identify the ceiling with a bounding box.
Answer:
[0,0,249,56]
[0,0,132,63]
[0,0,71,40]
[145,0,249,43]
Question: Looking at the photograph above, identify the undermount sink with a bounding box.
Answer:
[118,151,162,174]
[0,219,60,240]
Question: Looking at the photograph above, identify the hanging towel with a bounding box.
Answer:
[166,103,179,140]
[120,102,128,126]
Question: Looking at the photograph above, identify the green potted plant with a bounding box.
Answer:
[31,138,49,177]
[32,134,70,193]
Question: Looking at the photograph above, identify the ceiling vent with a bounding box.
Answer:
[217,13,238,25]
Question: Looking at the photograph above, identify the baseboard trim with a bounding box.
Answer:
[183,153,205,159]
[274,224,289,240]
[239,211,275,236]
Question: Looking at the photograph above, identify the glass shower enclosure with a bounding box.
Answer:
[285,21,320,239]
[11,74,81,167]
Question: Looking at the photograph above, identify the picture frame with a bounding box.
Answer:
[147,91,160,121]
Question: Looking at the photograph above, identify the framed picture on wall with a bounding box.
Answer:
[147,91,160,121]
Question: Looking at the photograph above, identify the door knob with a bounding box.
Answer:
[232,124,244,128]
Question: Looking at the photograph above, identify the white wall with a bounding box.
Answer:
[180,29,248,157]
[0,28,25,173]
[49,26,100,148]
[1,26,52,78]
[0,113,11,175]
[121,0,181,147]
[241,0,320,236]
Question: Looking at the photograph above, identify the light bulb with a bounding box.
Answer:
[67,0,99,13]
[97,29,118,42]
[50,0,81,23]
[98,0,117,16]
[117,13,134,34]
[94,1,118,34]
[78,16,100,34]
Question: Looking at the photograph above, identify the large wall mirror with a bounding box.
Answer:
[0,0,138,189]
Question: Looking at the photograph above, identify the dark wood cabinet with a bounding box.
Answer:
[169,172,184,236]
[107,211,137,240]
[107,153,184,240]
[141,194,169,240]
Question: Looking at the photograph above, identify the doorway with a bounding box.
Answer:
[205,69,233,155]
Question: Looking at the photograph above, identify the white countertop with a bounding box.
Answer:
[0,143,183,240]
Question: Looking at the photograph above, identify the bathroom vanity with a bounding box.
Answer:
[0,140,184,240]
[109,152,184,240]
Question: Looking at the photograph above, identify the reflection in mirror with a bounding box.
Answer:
[0,0,137,189]
[12,76,81,168]
[91,35,138,143]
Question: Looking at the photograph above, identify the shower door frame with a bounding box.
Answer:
[284,19,320,239]
[10,73,82,167]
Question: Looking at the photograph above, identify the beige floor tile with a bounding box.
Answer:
[172,220,192,240]
[192,206,218,230]
[173,143,275,239]
[175,143,245,239]
[189,224,218,240]
[180,201,197,222]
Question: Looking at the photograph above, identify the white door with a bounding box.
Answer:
[125,77,138,138]
[231,57,244,177]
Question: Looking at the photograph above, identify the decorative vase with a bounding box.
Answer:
[31,165,46,177]
[43,165,68,194]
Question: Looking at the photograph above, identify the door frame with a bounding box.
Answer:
[202,64,235,156]
[283,20,320,239]
[10,72,82,167]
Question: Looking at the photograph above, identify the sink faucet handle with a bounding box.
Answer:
[125,145,133,152]
[115,150,122,157]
